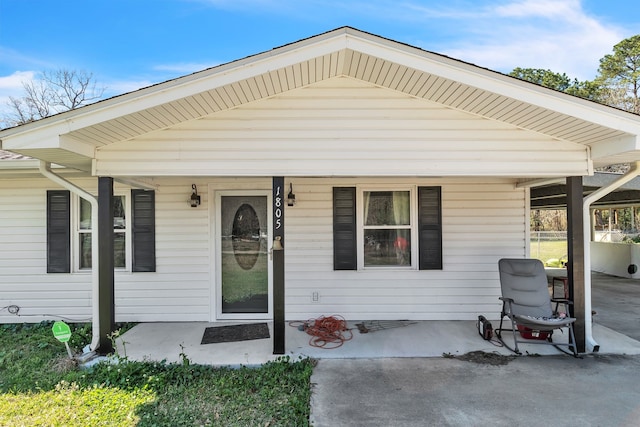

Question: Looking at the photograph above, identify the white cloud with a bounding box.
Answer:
[0,70,34,92]
[430,0,625,80]
[0,71,36,118]
[494,0,582,19]
[310,0,625,80]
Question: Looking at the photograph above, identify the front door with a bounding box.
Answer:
[216,191,271,319]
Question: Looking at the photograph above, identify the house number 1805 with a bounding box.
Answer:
[274,184,282,230]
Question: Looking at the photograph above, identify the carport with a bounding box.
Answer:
[526,166,640,352]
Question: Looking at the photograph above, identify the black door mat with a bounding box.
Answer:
[201,323,270,345]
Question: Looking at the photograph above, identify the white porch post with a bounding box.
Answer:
[583,162,640,352]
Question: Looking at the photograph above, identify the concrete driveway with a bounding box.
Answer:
[310,272,640,426]
[310,354,640,427]
[592,272,640,341]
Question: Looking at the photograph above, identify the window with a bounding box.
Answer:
[46,189,155,273]
[77,196,126,270]
[333,186,441,271]
[47,191,70,273]
[363,190,412,267]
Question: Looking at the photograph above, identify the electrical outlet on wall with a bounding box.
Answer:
[312,291,319,302]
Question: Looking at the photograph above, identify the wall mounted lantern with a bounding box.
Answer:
[189,184,201,207]
[287,183,296,207]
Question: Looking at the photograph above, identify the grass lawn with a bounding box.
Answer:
[530,240,568,266]
[0,323,313,426]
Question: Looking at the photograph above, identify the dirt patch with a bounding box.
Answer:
[51,355,78,373]
[445,350,516,366]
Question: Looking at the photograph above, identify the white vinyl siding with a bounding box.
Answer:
[0,176,525,323]
[284,177,525,321]
[94,77,591,178]
[0,180,91,322]
[0,178,211,322]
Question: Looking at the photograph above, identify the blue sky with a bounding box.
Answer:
[0,0,639,111]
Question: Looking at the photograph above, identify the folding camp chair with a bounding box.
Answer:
[496,258,578,356]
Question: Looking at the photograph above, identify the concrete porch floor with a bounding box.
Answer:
[116,271,640,366]
[116,319,640,367]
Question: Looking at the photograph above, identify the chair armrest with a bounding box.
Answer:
[499,297,514,302]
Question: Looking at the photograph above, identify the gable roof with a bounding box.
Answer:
[1,27,640,174]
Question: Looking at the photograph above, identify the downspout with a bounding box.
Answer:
[39,161,101,351]
[582,161,640,352]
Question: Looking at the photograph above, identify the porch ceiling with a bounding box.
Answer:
[531,173,640,209]
[1,27,639,172]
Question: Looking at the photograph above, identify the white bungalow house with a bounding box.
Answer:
[2,27,640,354]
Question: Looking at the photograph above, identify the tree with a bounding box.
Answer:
[508,67,601,101]
[596,35,640,114]
[510,67,572,91]
[1,69,105,128]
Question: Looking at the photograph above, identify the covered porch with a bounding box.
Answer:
[116,320,640,367]
[115,272,640,366]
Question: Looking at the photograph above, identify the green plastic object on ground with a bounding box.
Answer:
[52,321,72,343]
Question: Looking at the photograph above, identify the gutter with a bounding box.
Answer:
[39,161,101,351]
[583,161,640,352]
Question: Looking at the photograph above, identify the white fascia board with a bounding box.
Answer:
[590,135,639,160]
[0,34,353,141]
[346,35,640,136]
[1,127,65,150]
[0,158,40,170]
[59,135,96,158]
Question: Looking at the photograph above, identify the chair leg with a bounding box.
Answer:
[509,317,522,354]
[568,325,578,356]
[495,314,522,355]
[548,326,579,357]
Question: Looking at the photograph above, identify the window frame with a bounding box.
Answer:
[71,192,132,272]
[356,186,418,270]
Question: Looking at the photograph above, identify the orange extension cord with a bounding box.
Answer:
[289,315,353,349]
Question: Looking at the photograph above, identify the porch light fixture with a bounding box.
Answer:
[189,184,201,207]
[287,183,296,206]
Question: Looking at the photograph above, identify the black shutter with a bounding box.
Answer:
[47,190,71,273]
[132,190,156,272]
[333,187,357,270]
[418,186,442,270]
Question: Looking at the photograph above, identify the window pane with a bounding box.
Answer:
[364,191,410,226]
[364,229,411,266]
[79,233,126,268]
[80,196,125,229]
[114,196,126,229]
[78,195,126,269]
[114,233,125,268]
[80,199,92,230]
[79,234,92,269]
